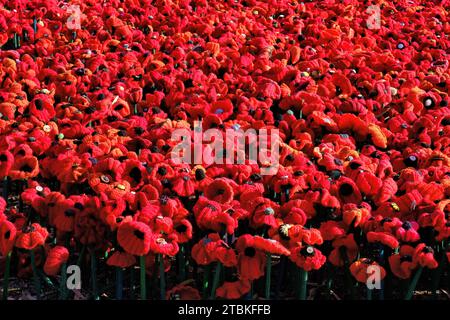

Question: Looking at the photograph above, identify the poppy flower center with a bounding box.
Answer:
[4,230,10,239]
[339,183,354,196]
[400,255,412,262]
[278,224,292,240]
[21,164,34,172]
[423,97,434,108]
[402,221,412,230]
[176,224,187,233]
[129,167,142,183]
[404,155,418,167]
[215,108,224,115]
[0,154,7,161]
[244,247,256,257]
[264,207,274,215]
[195,168,205,180]
[133,229,145,240]
[300,246,315,257]
[64,209,76,217]
[349,162,361,170]
[422,246,433,254]
[35,99,44,110]
[216,188,225,195]
[157,166,167,176]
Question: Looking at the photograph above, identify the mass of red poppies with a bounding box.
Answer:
[0,0,449,300]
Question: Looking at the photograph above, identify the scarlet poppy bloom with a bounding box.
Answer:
[106,250,136,268]
[149,232,179,256]
[350,259,386,284]
[0,220,16,256]
[117,221,152,256]
[0,150,14,178]
[235,234,266,280]
[395,221,420,243]
[43,246,69,276]
[413,243,439,269]
[167,284,201,300]
[191,234,223,265]
[9,155,39,180]
[367,231,399,250]
[388,245,418,279]
[15,223,48,250]
[204,179,234,204]
[289,245,326,271]
[216,279,251,300]
[329,234,359,267]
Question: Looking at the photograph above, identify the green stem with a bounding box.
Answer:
[210,262,222,299]
[265,253,272,299]
[367,288,372,300]
[140,255,146,300]
[178,245,186,281]
[297,268,308,300]
[90,249,98,300]
[159,254,166,300]
[115,267,123,300]
[58,263,67,300]
[30,250,41,299]
[202,264,211,299]
[404,267,423,300]
[2,251,12,300]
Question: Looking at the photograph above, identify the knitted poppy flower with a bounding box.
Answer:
[191,234,223,265]
[350,258,386,284]
[106,250,137,268]
[149,232,179,256]
[9,155,39,180]
[0,220,16,256]
[367,231,399,250]
[329,234,359,267]
[216,279,251,300]
[167,284,201,300]
[43,246,69,276]
[117,221,152,256]
[0,150,14,178]
[289,245,326,271]
[204,178,234,204]
[413,243,439,269]
[395,221,420,243]
[15,223,48,250]
[388,245,418,279]
[235,234,266,280]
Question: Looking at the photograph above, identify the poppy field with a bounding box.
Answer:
[0,0,449,301]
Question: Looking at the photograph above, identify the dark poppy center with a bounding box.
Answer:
[402,221,412,230]
[244,247,256,257]
[349,162,361,170]
[339,183,354,196]
[176,224,188,233]
[35,99,44,110]
[400,255,412,262]
[422,246,433,254]
[134,229,145,240]
[4,230,10,239]
[64,209,76,217]
[216,188,225,195]
[129,167,142,183]
[21,164,33,173]
[157,166,167,176]
[0,154,7,162]
[195,169,205,180]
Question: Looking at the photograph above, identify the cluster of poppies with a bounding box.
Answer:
[0,0,449,300]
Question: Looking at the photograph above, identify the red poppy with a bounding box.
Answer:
[9,155,40,180]
[15,223,48,250]
[329,234,359,267]
[117,221,152,256]
[236,235,266,280]
[204,179,234,204]
[413,243,439,269]
[350,258,386,284]
[106,250,136,268]
[289,245,326,271]
[216,278,251,300]
[166,284,201,300]
[43,246,69,276]
[388,245,418,279]
[0,220,16,256]
[367,231,399,250]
